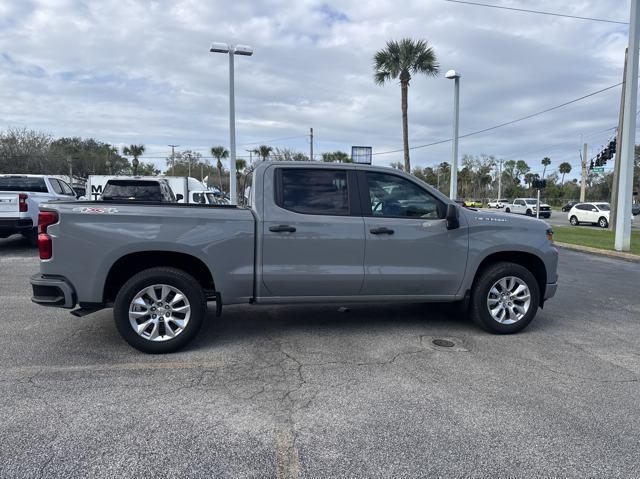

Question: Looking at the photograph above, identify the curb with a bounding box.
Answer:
[555,242,640,263]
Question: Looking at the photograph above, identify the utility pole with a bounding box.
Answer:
[497,159,503,200]
[580,143,588,202]
[67,155,72,186]
[168,144,179,176]
[611,48,628,233]
[615,1,639,252]
[309,127,314,161]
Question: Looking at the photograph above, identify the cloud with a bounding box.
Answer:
[0,0,632,176]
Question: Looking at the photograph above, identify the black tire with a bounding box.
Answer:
[22,228,38,247]
[569,215,579,226]
[469,262,540,334]
[598,217,608,228]
[114,267,207,353]
[504,208,511,213]
[525,209,533,216]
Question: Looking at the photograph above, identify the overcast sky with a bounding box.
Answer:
[0,0,634,179]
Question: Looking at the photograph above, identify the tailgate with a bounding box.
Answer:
[0,193,19,219]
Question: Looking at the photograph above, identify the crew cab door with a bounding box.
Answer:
[358,171,468,296]
[261,167,365,297]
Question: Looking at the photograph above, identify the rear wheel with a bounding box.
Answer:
[569,215,579,226]
[470,262,540,334]
[525,209,533,216]
[504,208,511,213]
[598,217,608,228]
[114,267,207,353]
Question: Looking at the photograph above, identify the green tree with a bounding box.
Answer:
[271,148,309,161]
[210,146,229,192]
[252,145,273,161]
[559,162,572,185]
[541,157,551,179]
[322,151,351,163]
[390,161,404,170]
[123,144,145,175]
[374,38,439,173]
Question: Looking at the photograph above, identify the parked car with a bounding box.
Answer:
[632,203,640,216]
[0,174,77,245]
[561,200,579,212]
[568,202,611,228]
[31,162,558,353]
[487,198,509,209]
[504,198,551,219]
[464,200,483,208]
[101,179,177,203]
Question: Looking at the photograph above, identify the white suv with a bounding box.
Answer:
[568,202,610,228]
[487,198,509,208]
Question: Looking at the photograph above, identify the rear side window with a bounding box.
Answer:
[0,177,48,193]
[49,179,64,194]
[102,180,163,202]
[277,169,349,215]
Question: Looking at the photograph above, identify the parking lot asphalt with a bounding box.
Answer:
[1,234,639,478]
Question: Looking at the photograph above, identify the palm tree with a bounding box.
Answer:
[210,146,229,192]
[374,38,439,172]
[252,145,273,161]
[123,144,145,175]
[559,162,572,185]
[541,157,551,178]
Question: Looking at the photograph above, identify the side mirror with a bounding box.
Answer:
[446,203,459,230]
[176,194,184,202]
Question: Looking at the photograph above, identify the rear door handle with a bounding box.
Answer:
[370,227,394,235]
[269,224,297,233]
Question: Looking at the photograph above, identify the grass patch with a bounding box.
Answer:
[553,226,640,255]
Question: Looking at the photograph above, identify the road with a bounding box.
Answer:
[1,235,639,478]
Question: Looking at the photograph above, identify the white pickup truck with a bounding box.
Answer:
[504,198,551,219]
[0,175,77,244]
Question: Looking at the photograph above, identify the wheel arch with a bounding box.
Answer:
[103,251,215,303]
[471,251,547,306]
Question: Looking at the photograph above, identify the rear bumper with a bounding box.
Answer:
[30,274,76,309]
[0,218,33,236]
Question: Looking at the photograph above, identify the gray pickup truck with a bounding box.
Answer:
[31,162,558,353]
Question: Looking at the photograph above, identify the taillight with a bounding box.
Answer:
[19,193,28,212]
[38,211,59,260]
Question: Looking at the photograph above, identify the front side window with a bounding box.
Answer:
[365,172,443,219]
[277,168,349,215]
[59,180,75,196]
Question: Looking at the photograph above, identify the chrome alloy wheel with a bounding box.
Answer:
[128,284,191,341]
[486,276,531,325]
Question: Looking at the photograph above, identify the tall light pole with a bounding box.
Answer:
[168,144,179,176]
[615,0,640,251]
[446,69,461,200]
[210,42,253,205]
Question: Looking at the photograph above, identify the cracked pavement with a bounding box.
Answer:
[1,234,639,478]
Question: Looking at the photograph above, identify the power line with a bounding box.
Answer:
[443,0,628,25]
[373,82,623,156]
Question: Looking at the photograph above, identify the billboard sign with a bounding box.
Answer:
[351,146,372,164]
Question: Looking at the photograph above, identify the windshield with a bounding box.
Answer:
[0,176,47,192]
[595,203,610,211]
[102,180,164,202]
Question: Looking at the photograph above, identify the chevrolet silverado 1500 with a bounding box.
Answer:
[31,162,558,353]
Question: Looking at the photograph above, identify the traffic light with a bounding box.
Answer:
[590,160,594,169]
[609,139,616,154]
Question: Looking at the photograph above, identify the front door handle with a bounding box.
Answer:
[269,224,297,233]
[370,227,394,235]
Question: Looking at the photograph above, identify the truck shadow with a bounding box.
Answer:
[191,302,474,350]
[0,234,37,256]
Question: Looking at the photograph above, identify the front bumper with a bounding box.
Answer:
[544,281,557,300]
[30,274,76,309]
[0,218,33,236]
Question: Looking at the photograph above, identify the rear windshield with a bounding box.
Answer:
[0,177,48,192]
[102,180,163,202]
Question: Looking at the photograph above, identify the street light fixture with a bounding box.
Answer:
[209,42,254,205]
[445,69,461,200]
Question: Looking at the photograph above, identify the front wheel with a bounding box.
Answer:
[569,216,579,226]
[504,208,511,213]
[114,267,207,353]
[470,262,540,334]
[598,217,608,228]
